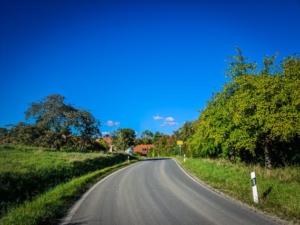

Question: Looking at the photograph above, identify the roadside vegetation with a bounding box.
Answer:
[0,144,136,222]
[0,48,299,223]
[149,49,300,169]
[0,94,107,151]
[177,157,300,224]
[0,159,137,225]
[148,49,300,223]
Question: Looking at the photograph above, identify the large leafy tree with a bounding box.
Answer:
[72,108,101,151]
[186,49,300,168]
[112,128,136,151]
[140,130,153,144]
[24,94,101,150]
[224,52,300,168]
[25,95,75,133]
[152,131,163,144]
[25,94,75,149]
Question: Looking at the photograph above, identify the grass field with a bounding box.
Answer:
[177,157,300,224]
[0,144,135,220]
[0,161,137,225]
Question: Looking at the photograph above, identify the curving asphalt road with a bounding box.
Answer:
[60,158,279,225]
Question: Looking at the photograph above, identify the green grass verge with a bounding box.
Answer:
[0,160,138,225]
[0,145,133,215]
[176,157,300,224]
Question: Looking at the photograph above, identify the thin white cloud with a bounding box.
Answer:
[161,121,178,126]
[101,131,110,136]
[153,115,164,121]
[161,117,178,127]
[165,117,175,122]
[106,120,114,126]
[105,120,120,127]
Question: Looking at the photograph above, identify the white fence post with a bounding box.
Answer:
[251,172,259,203]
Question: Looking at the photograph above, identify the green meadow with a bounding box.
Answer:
[0,144,136,224]
[177,157,300,224]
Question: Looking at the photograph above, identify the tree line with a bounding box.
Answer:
[1,49,299,168]
[0,94,107,151]
[158,48,300,169]
[0,94,166,152]
[0,93,165,152]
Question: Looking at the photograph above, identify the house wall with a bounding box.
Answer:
[134,144,154,155]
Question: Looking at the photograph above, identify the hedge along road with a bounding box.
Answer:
[60,158,278,225]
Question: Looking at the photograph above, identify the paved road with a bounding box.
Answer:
[61,158,279,225]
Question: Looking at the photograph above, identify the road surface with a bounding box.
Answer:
[61,158,279,225]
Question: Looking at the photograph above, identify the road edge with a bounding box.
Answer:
[173,158,290,225]
[59,161,140,225]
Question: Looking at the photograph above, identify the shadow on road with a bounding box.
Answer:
[142,157,171,161]
[60,216,103,225]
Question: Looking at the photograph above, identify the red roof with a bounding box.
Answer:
[102,137,113,145]
[134,144,154,154]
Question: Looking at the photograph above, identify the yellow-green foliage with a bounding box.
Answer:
[186,50,300,168]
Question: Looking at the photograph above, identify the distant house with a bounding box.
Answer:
[96,136,113,152]
[134,144,154,156]
[125,147,134,155]
[102,136,113,145]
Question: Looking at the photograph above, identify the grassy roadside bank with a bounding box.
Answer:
[0,144,139,224]
[0,145,133,216]
[0,160,138,225]
[176,157,300,224]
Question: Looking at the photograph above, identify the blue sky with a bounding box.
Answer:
[1,0,299,137]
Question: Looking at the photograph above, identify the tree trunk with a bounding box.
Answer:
[229,145,236,163]
[263,137,272,170]
[81,140,85,152]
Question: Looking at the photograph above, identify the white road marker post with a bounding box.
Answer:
[184,154,186,162]
[251,172,259,203]
[127,156,130,163]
